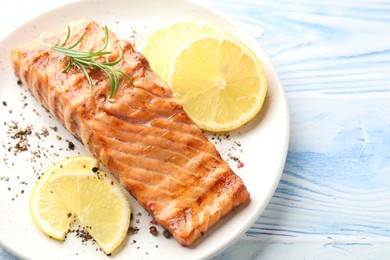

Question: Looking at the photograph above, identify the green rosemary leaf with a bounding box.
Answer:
[85,51,112,59]
[78,63,94,91]
[69,31,86,49]
[96,26,110,53]
[34,25,134,98]
[103,46,124,66]
[49,46,90,58]
[62,60,71,73]
[117,69,134,85]
[60,25,71,47]
[93,62,117,98]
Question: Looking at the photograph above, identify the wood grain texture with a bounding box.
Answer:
[253,98,390,237]
[207,0,390,96]
[214,239,390,259]
[204,0,390,258]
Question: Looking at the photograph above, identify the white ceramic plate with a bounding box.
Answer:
[0,0,289,259]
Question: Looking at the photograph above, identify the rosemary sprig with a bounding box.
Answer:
[35,25,133,98]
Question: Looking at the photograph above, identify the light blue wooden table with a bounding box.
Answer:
[1,0,390,259]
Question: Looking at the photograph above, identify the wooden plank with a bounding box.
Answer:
[248,98,390,238]
[206,0,390,96]
[213,238,390,259]
[0,248,17,260]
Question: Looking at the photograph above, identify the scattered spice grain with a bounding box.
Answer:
[149,226,158,236]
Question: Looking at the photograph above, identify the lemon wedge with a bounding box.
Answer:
[141,20,224,81]
[30,156,99,240]
[49,168,131,254]
[168,34,268,132]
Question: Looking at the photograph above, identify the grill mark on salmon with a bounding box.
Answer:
[93,113,220,166]
[11,18,250,246]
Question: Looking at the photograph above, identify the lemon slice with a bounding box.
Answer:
[30,156,99,240]
[140,20,224,80]
[49,168,131,254]
[168,34,268,132]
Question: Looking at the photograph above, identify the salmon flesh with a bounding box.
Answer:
[11,18,250,246]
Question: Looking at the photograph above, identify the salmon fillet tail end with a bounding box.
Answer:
[10,18,250,247]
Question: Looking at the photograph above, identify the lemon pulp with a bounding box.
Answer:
[29,156,99,240]
[49,168,131,254]
[141,20,223,81]
[168,34,267,132]
[30,156,131,254]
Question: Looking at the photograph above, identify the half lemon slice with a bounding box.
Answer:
[30,156,99,240]
[49,168,131,254]
[140,20,224,81]
[30,156,131,254]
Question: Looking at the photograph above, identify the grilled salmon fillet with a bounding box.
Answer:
[11,18,250,246]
